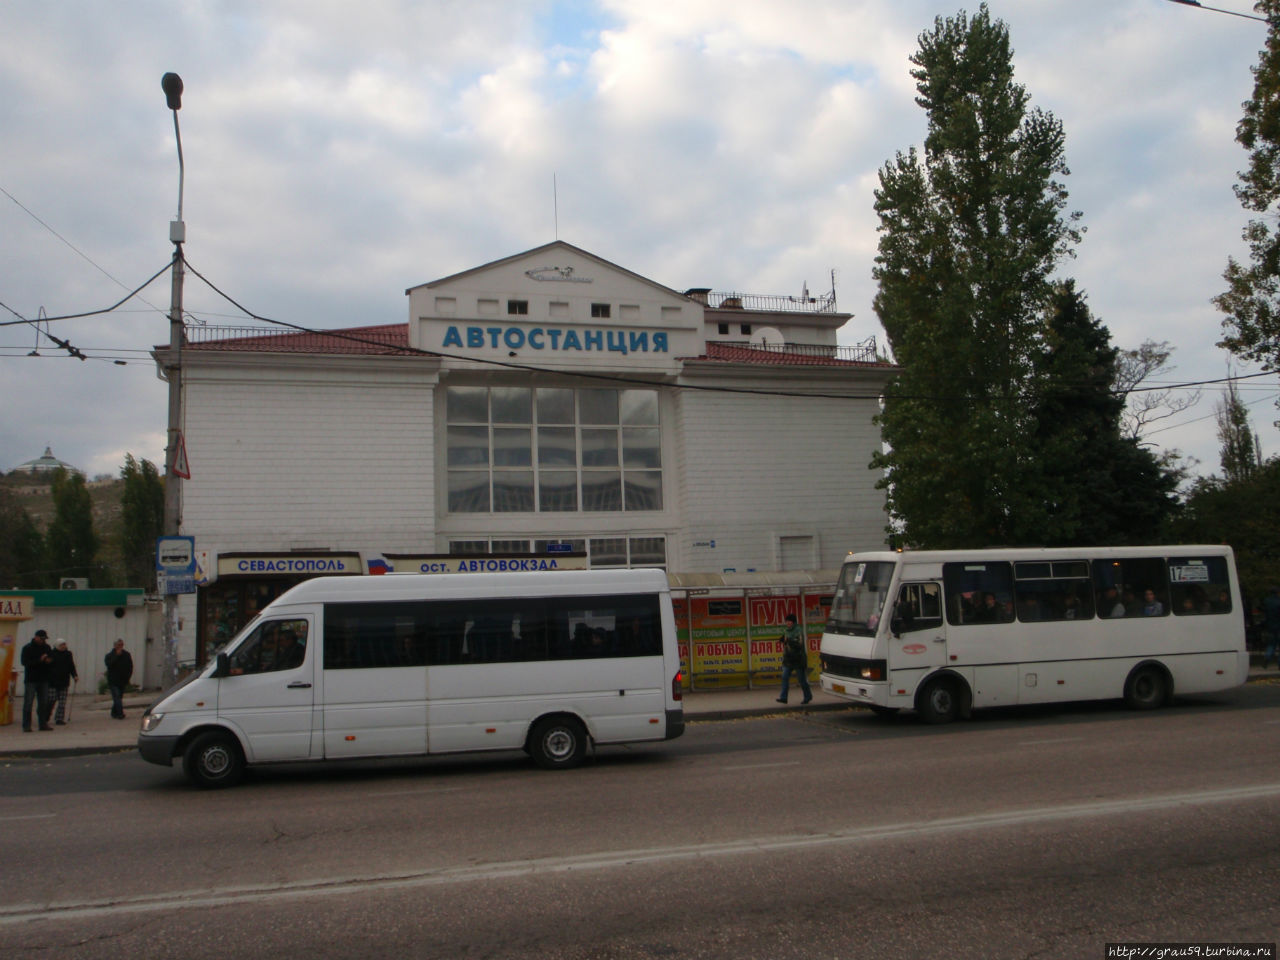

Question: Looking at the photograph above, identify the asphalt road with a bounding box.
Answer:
[3,683,1279,959]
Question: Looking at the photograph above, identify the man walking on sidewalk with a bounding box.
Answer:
[104,639,133,720]
[21,629,54,731]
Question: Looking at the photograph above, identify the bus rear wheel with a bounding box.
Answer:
[917,677,961,724]
[529,716,588,770]
[1124,666,1169,711]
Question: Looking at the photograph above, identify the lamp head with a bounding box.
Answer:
[162,73,183,110]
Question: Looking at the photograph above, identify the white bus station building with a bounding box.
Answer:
[156,242,893,668]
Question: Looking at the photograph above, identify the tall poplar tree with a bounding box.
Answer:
[121,453,165,590]
[1217,0,1280,385]
[872,5,1082,547]
[45,468,99,584]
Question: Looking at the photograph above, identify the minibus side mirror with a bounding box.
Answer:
[214,653,230,678]
[890,616,904,638]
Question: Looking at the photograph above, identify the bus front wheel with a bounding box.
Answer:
[917,677,962,724]
[529,716,588,770]
[1124,666,1169,711]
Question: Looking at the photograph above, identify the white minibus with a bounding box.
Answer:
[139,569,685,786]
[819,546,1249,723]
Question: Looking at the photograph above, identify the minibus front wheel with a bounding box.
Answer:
[183,730,245,788]
[529,716,588,770]
[917,676,964,724]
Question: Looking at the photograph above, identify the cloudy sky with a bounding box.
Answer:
[2,0,1276,482]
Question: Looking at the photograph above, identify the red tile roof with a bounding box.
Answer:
[184,324,412,355]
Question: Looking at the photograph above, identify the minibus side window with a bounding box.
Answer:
[1168,556,1232,616]
[943,562,1014,625]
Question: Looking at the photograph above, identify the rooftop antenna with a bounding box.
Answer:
[553,173,559,240]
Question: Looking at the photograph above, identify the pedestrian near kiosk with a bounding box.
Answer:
[776,614,812,705]
[1263,586,1280,669]
[104,639,133,719]
[20,629,54,731]
[48,640,78,725]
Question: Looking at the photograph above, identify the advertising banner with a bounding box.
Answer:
[687,596,749,687]
[803,591,835,678]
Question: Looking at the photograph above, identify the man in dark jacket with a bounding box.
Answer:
[104,639,133,720]
[48,640,79,725]
[21,629,53,731]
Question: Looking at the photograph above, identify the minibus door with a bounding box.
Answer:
[216,616,317,762]
[889,582,946,676]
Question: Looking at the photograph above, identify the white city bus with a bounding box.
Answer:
[819,546,1249,723]
[139,569,684,786]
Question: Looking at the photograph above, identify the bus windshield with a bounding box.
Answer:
[827,561,896,636]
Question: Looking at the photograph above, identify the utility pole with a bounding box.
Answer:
[161,72,185,689]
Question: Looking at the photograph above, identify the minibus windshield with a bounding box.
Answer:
[827,561,896,637]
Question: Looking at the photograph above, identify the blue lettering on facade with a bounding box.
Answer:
[236,558,350,573]
[456,558,561,573]
[442,326,669,354]
[417,562,450,573]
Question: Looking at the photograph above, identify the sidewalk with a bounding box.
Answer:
[2,666,1277,759]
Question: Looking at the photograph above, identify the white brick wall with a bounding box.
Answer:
[671,388,887,571]
[181,362,435,556]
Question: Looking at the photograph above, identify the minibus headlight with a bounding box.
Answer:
[861,665,882,681]
[141,712,164,733]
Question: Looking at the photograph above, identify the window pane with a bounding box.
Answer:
[449,541,489,554]
[582,428,618,466]
[622,427,661,467]
[620,389,659,425]
[538,427,576,466]
[447,386,487,423]
[493,427,532,467]
[492,471,534,512]
[492,387,532,424]
[582,471,622,511]
[624,470,663,510]
[448,472,489,512]
[538,471,578,511]
[447,426,489,467]
[536,388,575,424]
[1092,557,1168,618]
[491,539,530,553]
[579,389,619,424]
[629,537,666,566]
[590,538,627,566]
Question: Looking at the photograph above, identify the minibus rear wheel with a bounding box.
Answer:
[183,730,245,788]
[529,716,588,770]
[1123,665,1169,711]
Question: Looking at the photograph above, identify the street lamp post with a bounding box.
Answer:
[161,72,185,689]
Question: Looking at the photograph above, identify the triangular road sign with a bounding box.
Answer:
[172,432,191,479]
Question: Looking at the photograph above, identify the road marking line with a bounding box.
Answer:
[0,814,56,822]
[364,787,464,798]
[1020,737,1083,746]
[5,781,1280,926]
[719,761,800,771]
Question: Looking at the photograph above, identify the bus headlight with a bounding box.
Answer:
[141,712,164,733]
[861,666,883,681]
